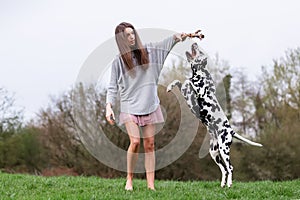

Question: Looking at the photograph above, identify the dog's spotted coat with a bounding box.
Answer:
[167,43,262,188]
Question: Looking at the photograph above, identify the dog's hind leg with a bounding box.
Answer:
[218,132,234,188]
[167,80,182,92]
[209,138,228,187]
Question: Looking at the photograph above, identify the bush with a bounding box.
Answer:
[0,127,47,173]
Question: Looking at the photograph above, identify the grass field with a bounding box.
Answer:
[0,172,299,200]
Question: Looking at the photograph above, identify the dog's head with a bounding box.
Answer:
[185,43,207,75]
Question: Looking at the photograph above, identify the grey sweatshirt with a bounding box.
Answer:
[106,36,176,115]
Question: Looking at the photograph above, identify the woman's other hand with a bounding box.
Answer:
[106,103,115,125]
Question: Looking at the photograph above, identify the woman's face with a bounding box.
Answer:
[124,27,135,47]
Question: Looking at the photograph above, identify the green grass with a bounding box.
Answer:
[0,172,299,200]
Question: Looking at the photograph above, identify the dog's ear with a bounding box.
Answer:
[198,49,205,56]
[186,51,193,62]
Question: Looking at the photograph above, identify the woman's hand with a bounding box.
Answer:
[174,33,188,42]
[106,103,115,125]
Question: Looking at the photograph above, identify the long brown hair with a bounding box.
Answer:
[115,22,149,73]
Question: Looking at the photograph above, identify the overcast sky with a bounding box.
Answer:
[1,0,300,121]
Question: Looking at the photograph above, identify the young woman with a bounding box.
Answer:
[106,22,188,190]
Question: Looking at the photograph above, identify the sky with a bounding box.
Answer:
[0,0,300,121]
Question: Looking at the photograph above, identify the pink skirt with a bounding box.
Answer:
[119,106,164,127]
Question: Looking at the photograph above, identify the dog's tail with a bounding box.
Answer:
[233,133,263,147]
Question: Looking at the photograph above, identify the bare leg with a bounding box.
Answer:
[142,124,155,190]
[125,122,140,190]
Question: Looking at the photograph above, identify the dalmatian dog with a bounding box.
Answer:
[167,42,262,188]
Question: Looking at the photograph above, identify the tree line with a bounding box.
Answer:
[0,47,299,181]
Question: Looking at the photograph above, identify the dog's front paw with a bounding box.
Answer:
[166,84,172,92]
[166,80,181,92]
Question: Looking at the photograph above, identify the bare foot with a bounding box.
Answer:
[147,184,155,191]
[125,179,133,191]
[148,187,156,191]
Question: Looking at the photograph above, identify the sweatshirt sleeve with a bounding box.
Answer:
[106,59,119,106]
[154,36,177,63]
[145,35,177,73]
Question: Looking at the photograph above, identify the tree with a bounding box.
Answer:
[0,87,23,135]
[210,53,232,119]
[231,69,257,136]
[260,47,300,127]
[237,47,300,180]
